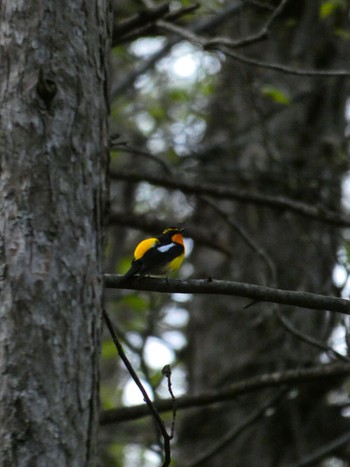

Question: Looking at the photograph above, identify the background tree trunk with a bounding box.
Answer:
[178,3,349,466]
[0,1,112,465]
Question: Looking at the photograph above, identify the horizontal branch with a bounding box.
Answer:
[218,46,350,77]
[156,14,350,77]
[112,2,243,95]
[114,2,170,39]
[100,363,350,424]
[114,4,200,47]
[111,170,350,228]
[291,429,350,467]
[104,275,350,315]
[185,389,288,467]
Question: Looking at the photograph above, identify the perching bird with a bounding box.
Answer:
[123,227,185,279]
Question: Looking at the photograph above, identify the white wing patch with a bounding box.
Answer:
[158,243,176,253]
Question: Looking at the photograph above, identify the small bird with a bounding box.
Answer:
[123,227,185,279]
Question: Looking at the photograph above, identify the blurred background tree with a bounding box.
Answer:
[102,1,350,466]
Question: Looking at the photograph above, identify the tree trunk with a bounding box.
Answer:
[178,3,349,466]
[0,1,112,465]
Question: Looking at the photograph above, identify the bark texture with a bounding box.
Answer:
[178,3,349,466]
[0,1,112,465]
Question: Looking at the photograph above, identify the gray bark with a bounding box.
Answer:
[0,1,112,465]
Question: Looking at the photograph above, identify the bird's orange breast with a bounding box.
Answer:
[171,233,184,247]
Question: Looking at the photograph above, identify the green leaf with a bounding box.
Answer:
[119,257,132,274]
[122,294,149,311]
[320,0,346,18]
[169,88,189,102]
[261,85,290,105]
[148,371,163,388]
[335,28,350,40]
[101,339,117,360]
[149,105,166,122]
[200,79,214,97]
[343,241,350,264]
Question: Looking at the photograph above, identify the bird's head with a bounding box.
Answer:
[162,226,184,234]
[161,226,185,245]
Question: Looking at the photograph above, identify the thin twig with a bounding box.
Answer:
[114,2,170,39]
[165,3,200,23]
[114,3,200,45]
[162,0,289,51]
[102,309,172,467]
[155,12,350,77]
[185,389,288,467]
[217,46,350,77]
[246,0,275,11]
[112,2,244,96]
[277,311,350,363]
[162,365,177,439]
[202,196,277,286]
[289,429,350,467]
[111,143,174,175]
[213,0,287,48]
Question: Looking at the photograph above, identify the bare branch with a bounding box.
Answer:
[112,2,244,96]
[246,1,275,11]
[216,46,350,77]
[185,389,288,467]
[162,365,177,440]
[289,430,350,467]
[165,3,200,23]
[114,3,170,39]
[100,363,350,424]
[277,312,350,363]
[104,274,350,315]
[155,4,350,77]
[202,196,277,285]
[113,2,200,46]
[102,309,172,467]
[157,0,284,50]
[111,143,173,175]
[111,170,350,228]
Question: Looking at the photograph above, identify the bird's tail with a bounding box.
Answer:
[120,262,141,281]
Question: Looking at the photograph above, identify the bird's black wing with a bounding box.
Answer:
[138,242,184,275]
[122,260,142,279]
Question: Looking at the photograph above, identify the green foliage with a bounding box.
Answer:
[343,241,350,264]
[100,383,120,410]
[320,0,347,18]
[335,28,350,40]
[147,369,163,389]
[105,443,124,467]
[260,85,291,105]
[102,339,118,360]
[168,88,190,103]
[122,294,149,312]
